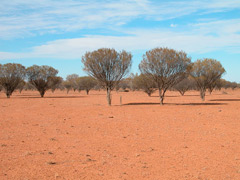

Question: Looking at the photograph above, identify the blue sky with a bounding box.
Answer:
[0,0,239,82]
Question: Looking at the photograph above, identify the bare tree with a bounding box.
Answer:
[139,48,191,105]
[190,58,225,101]
[77,76,97,95]
[173,77,195,96]
[132,74,156,96]
[26,65,58,97]
[82,48,132,105]
[0,63,26,98]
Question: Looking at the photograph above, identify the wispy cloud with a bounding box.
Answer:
[170,24,177,28]
[1,17,239,60]
[0,0,240,39]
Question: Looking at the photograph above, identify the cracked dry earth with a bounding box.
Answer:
[0,89,240,180]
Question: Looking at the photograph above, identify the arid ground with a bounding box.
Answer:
[0,89,240,180]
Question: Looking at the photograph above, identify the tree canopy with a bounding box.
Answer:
[82,48,132,105]
[26,65,59,97]
[139,47,191,104]
[0,63,26,98]
[190,58,225,100]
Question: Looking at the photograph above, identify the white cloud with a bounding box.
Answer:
[1,18,240,60]
[0,0,239,60]
[170,24,177,28]
[0,0,240,39]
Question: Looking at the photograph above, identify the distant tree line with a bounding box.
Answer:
[0,48,239,105]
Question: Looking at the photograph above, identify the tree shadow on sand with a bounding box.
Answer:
[124,102,227,106]
[210,99,240,102]
[150,95,179,98]
[5,96,86,99]
[183,94,201,97]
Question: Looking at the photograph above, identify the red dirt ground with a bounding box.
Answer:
[0,89,240,180]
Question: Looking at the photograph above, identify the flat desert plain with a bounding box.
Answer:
[0,89,240,180]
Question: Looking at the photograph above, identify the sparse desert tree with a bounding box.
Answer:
[173,77,195,96]
[17,80,26,93]
[228,81,238,90]
[94,81,104,91]
[26,65,58,97]
[48,76,63,93]
[77,76,97,95]
[0,63,26,98]
[63,80,72,94]
[222,80,234,90]
[82,48,132,106]
[66,74,79,92]
[190,58,225,101]
[139,48,191,105]
[24,82,36,91]
[215,79,225,91]
[124,75,135,91]
[132,74,156,96]
[116,79,130,92]
[207,78,223,94]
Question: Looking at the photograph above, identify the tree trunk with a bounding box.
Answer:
[208,88,213,95]
[147,91,151,96]
[178,90,185,96]
[86,89,89,95]
[159,88,164,105]
[107,87,112,106]
[40,90,45,98]
[200,89,206,101]
[6,91,11,98]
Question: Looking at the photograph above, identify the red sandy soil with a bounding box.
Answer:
[0,89,240,180]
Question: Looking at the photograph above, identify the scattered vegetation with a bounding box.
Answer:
[48,76,63,93]
[82,48,132,105]
[132,74,156,96]
[0,63,26,98]
[26,65,59,97]
[66,74,79,92]
[173,77,195,96]
[0,48,239,102]
[190,58,225,101]
[139,48,192,105]
[76,76,97,95]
